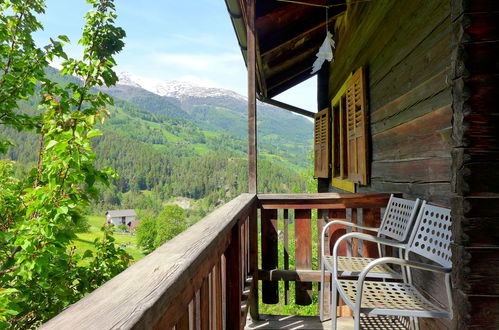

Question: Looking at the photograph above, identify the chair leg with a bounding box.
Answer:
[320,262,325,321]
[331,281,337,330]
[354,308,361,330]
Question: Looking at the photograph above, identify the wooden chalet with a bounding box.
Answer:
[41,0,497,329]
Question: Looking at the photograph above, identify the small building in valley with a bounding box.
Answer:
[106,209,138,228]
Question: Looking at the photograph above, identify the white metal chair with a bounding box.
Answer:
[320,195,421,320]
[330,202,453,329]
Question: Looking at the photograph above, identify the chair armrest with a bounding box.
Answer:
[320,220,379,259]
[358,257,452,283]
[328,233,406,278]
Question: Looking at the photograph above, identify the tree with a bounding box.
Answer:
[154,205,187,247]
[0,0,130,327]
[136,205,188,254]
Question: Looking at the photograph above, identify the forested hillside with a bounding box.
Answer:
[1,68,313,216]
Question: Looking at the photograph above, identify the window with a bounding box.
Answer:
[330,67,368,192]
[314,107,330,178]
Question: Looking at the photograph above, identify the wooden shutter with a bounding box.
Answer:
[314,108,330,178]
[346,67,368,185]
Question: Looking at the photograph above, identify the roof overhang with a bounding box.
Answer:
[224,0,346,99]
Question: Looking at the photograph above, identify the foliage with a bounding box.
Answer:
[137,205,188,254]
[117,224,128,232]
[0,0,131,327]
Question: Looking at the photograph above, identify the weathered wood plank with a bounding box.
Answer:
[176,307,189,330]
[258,193,391,209]
[40,194,256,330]
[261,208,278,304]
[248,206,259,319]
[248,0,257,194]
[226,223,242,330]
[372,105,452,161]
[371,72,451,136]
[461,217,499,248]
[200,277,209,329]
[468,295,499,328]
[295,209,312,305]
[465,248,499,294]
[370,16,451,111]
[258,269,330,283]
[317,210,329,317]
[362,208,381,258]
[283,209,290,305]
[371,157,452,183]
[361,181,451,207]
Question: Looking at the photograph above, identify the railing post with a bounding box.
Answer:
[249,206,259,320]
[261,209,279,304]
[226,221,242,329]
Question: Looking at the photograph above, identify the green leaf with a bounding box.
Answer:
[45,140,58,150]
[87,129,101,138]
[58,35,70,43]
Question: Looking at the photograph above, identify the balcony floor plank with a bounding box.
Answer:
[245,314,353,329]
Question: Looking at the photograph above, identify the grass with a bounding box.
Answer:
[71,215,146,264]
[259,209,320,316]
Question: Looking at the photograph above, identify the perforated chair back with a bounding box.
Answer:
[407,203,452,268]
[378,195,420,242]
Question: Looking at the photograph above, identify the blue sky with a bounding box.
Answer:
[34,0,317,111]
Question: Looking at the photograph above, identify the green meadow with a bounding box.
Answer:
[72,216,146,264]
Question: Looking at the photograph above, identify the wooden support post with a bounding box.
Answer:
[247,0,257,194]
[283,209,290,305]
[362,208,381,258]
[295,209,312,305]
[200,277,209,330]
[226,223,242,329]
[261,209,279,304]
[317,209,329,318]
[176,307,189,330]
[249,206,259,320]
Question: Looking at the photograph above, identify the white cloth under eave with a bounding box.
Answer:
[311,31,335,74]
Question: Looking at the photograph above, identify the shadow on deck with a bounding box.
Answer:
[245,315,353,330]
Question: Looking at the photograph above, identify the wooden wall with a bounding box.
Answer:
[324,0,455,328]
[451,0,499,328]
[326,0,453,206]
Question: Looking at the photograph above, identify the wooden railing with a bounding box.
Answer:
[256,193,391,318]
[41,193,258,330]
[41,192,391,329]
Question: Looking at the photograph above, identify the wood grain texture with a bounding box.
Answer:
[371,157,451,183]
[261,208,278,304]
[226,223,242,330]
[258,193,391,209]
[248,207,259,319]
[295,209,312,305]
[451,0,499,328]
[258,269,330,283]
[40,194,256,330]
[372,105,452,161]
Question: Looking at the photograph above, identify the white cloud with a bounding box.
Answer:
[150,52,241,72]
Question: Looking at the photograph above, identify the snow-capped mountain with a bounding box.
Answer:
[117,72,246,102]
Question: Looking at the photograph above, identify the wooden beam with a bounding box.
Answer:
[258,193,392,209]
[248,206,259,319]
[226,223,242,329]
[261,209,279,304]
[248,0,257,194]
[295,209,312,305]
[258,269,331,282]
[259,96,315,118]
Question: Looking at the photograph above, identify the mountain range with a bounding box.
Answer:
[1,67,314,212]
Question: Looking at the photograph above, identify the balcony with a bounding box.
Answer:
[41,193,392,329]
